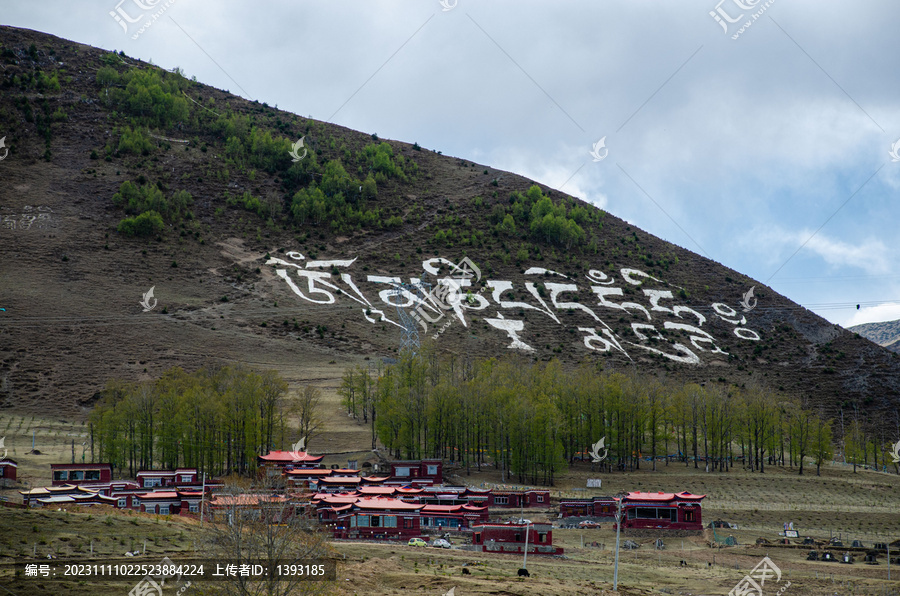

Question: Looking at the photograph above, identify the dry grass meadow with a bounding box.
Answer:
[1,385,900,595]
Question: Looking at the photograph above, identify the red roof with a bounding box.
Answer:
[318,477,361,484]
[362,476,389,483]
[359,486,397,495]
[353,497,424,511]
[259,450,323,463]
[330,469,360,475]
[462,504,488,512]
[138,491,179,499]
[394,487,424,494]
[421,505,463,513]
[286,469,333,476]
[624,491,706,502]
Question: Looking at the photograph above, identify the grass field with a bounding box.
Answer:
[2,386,900,595]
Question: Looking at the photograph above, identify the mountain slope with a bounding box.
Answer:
[1,25,899,421]
[849,320,900,354]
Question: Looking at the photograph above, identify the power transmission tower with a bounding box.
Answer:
[391,279,431,356]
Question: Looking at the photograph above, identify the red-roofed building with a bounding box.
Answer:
[50,463,112,486]
[361,476,389,485]
[472,523,563,555]
[386,459,442,486]
[136,468,199,488]
[491,489,550,508]
[420,504,489,531]
[619,491,705,530]
[285,468,333,489]
[316,476,362,492]
[358,486,397,497]
[332,497,425,540]
[330,468,360,477]
[0,458,17,482]
[560,496,616,518]
[258,451,324,475]
[136,491,182,515]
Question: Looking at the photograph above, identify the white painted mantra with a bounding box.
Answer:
[266,254,761,364]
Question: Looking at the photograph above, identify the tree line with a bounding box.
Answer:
[89,366,321,477]
[342,352,899,485]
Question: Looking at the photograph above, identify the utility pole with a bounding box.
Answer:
[200,472,206,527]
[613,493,626,591]
[521,521,532,572]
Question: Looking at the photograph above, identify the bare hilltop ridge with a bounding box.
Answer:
[850,319,900,354]
[1,24,898,420]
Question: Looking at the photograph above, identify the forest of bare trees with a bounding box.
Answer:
[342,352,898,484]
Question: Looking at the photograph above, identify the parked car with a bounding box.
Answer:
[431,538,452,549]
[578,521,600,529]
[407,538,427,547]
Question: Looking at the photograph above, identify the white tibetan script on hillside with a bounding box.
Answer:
[266,253,760,365]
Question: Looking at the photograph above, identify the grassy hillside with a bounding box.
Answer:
[0,23,899,433]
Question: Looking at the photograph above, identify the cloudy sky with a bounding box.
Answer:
[4,0,900,328]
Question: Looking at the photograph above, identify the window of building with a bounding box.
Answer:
[350,516,357,528]
[53,471,66,481]
[189,503,199,513]
[396,467,410,477]
[684,509,695,522]
[539,533,546,543]
[159,505,169,515]
[371,515,380,528]
[118,498,127,508]
[70,470,84,481]
[426,465,438,476]
[403,517,414,529]
[85,470,100,481]
[495,497,508,505]
[181,475,192,483]
[133,499,141,508]
[384,516,397,528]
[537,495,544,503]
[358,515,370,527]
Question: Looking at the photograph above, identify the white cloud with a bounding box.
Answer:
[752,227,891,276]
[843,302,900,327]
